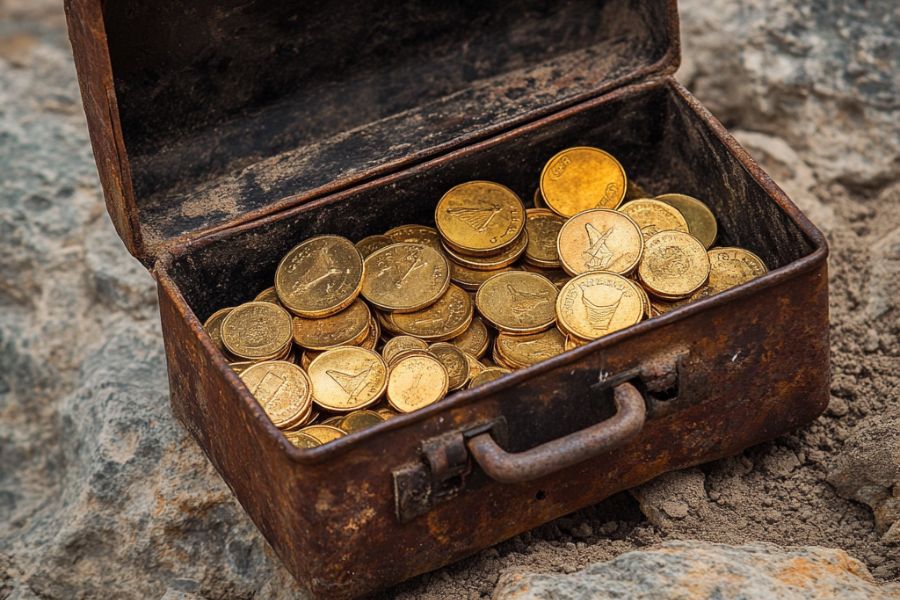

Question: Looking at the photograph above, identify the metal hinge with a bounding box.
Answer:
[393,420,503,522]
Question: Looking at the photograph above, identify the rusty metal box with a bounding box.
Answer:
[64,1,829,597]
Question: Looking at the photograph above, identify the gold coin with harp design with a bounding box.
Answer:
[539,146,627,217]
[389,284,473,341]
[556,272,644,341]
[476,271,559,335]
[307,347,387,412]
[361,243,450,313]
[275,235,364,318]
[557,208,643,276]
[239,360,312,429]
[291,298,371,350]
[435,181,526,256]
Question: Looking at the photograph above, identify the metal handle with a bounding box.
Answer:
[466,382,647,484]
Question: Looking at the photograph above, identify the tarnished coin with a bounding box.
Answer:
[656,193,718,249]
[307,347,387,412]
[319,415,345,426]
[355,234,394,257]
[442,230,528,270]
[275,235,364,317]
[339,410,385,433]
[619,199,689,240]
[463,352,486,382]
[291,298,371,350]
[373,406,400,420]
[524,209,566,268]
[539,147,627,217]
[428,342,471,391]
[254,287,283,305]
[448,260,515,291]
[203,307,233,353]
[435,181,526,255]
[221,302,293,360]
[361,243,450,312]
[299,424,346,444]
[382,335,429,364]
[390,284,473,341]
[495,327,567,369]
[557,208,643,276]
[638,231,710,299]
[387,354,449,413]
[284,430,321,449]
[239,361,312,429]
[705,247,767,291]
[468,367,511,389]
[476,271,559,335]
[384,224,444,251]
[448,315,490,358]
[556,272,644,340]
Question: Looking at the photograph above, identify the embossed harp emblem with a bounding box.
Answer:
[506,284,550,316]
[448,203,502,232]
[583,223,616,270]
[326,366,373,400]
[580,285,621,331]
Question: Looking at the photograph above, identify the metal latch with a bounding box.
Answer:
[591,346,692,419]
[393,421,502,522]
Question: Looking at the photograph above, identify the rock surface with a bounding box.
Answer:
[493,541,900,600]
[0,0,897,599]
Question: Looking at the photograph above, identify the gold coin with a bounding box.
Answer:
[229,360,255,375]
[382,335,429,364]
[557,208,643,276]
[539,147,627,217]
[448,315,490,358]
[556,272,644,340]
[520,264,571,288]
[307,347,387,412]
[619,199,690,240]
[361,243,450,312]
[299,424,346,444]
[524,209,566,268]
[384,224,444,252]
[656,193,718,249]
[239,361,312,429]
[275,235,364,317]
[629,278,652,318]
[375,309,403,336]
[705,247,768,292]
[624,179,649,201]
[387,354,449,413]
[203,307,233,353]
[533,188,546,209]
[435,181,526,255]
[428,342,471,391]
[564,335,588,351]
[374,406,400,420]
[463,352,486,382]
[442,230,528,271]
[390,284,473,341]
[355,234,394,257]
[221,302,293,360]
[359,315,379,350]
[495,327,566,369]
[320,415,345,426]
[448,260,515,291]
[284,430,321,449]
[468,367,511,389]
[254,287,283,306]
[638,231,710,299]
[291,299,371,350]
[339,410,385,433]
[475,271,558,334]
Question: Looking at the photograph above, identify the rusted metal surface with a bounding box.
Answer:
[67,0,830,597]
[63,0,680,264]
[467,382,647,483]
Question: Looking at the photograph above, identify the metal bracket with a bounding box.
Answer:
[592,347,692,419]
[393,420,505,522]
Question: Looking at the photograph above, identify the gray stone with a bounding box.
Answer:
[493,541,900,600]
[828,412,900,543]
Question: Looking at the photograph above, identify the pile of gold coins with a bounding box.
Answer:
[204,146,768,448]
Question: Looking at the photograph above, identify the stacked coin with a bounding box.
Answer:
[203,146,768,449]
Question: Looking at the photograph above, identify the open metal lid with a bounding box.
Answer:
[65,0,679,264]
